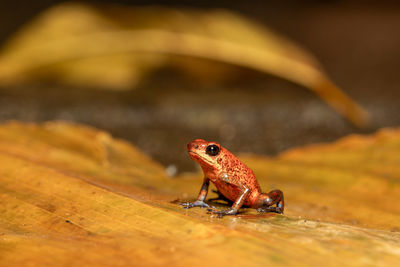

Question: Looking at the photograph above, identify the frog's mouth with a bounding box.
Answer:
[188,151,214,165]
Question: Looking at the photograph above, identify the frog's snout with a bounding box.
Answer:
[187,139,206,151]
[187,142,194,151]
[187,142,199,151]
[187,143,199,152]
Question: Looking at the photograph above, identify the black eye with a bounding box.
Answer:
[206,144,220,156]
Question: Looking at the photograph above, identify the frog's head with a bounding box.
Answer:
[187,139,223,170]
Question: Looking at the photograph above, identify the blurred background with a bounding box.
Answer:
[0,0,399,173]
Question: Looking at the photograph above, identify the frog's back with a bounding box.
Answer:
[215,148,261,205]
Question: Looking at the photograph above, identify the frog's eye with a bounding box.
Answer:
[206,144,220,156]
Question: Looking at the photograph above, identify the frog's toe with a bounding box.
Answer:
[179,202,192,209]
[207,208,238,217]
[180,200,210,209]
[257,207,283,214]
[179,202,195,209]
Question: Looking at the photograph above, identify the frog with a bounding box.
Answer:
[180,139,284,217]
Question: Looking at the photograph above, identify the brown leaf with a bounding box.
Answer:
[0,121,400,266]
[0,3,368,127]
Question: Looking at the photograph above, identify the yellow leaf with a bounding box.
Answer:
[0,3,368,127]
[0,121,400,266]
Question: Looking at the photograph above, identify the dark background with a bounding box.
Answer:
[1,0,399,172]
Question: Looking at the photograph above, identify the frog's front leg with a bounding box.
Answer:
[180,178,211,209]
[207,186,250,218]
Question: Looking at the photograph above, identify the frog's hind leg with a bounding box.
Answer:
[257,189,284,214]
[207,190,233,205]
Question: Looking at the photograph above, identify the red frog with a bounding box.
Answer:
[181,139,284,217]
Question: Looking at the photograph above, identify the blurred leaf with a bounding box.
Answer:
[0,121,400,266]
[0,3,368,127]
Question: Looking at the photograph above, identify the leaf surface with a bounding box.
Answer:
[0,121,399,266]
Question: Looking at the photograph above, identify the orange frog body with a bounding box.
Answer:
[181,139,284,217]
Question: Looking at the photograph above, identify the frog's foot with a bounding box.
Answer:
[207,208,238,218]
[180,200,211,209]
[257,189,284,214]
[257,207,283,214]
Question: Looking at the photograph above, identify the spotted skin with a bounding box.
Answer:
[180,139,284,217]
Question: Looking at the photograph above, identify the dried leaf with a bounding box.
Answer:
[0,121,399,266]
[0,3,368,127]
